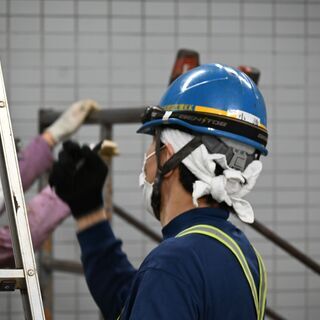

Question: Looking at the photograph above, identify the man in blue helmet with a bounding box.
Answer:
[49,63,268,320]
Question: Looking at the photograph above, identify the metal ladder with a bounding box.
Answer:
[0,63,45,319]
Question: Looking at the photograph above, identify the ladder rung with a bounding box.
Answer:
[0,269,24,279]
[0,269,25,291]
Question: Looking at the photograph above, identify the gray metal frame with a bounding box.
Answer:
[39,107,320,320]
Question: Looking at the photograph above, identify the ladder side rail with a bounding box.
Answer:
[0,64,45,319]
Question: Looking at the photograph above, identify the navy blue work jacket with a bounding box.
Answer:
[77,207,261,319]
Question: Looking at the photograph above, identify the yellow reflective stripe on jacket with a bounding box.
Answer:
[254,247,268,320]
[116,307,124,320]
[176,224,259,316]
[176,224,267,319]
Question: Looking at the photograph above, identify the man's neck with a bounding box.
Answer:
[160,196,210,227]
[158,167,213,227]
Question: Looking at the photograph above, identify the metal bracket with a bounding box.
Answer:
[229,148,248,172]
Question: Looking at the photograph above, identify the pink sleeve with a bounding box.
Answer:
[0,136,53,217]
[18,136,54,191]
[27,186,70,250]
[0,226,15,267]
[0,186,70,267]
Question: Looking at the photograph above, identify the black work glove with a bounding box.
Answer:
[49,140,108,219]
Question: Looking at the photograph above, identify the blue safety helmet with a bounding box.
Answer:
[137,63,268,155]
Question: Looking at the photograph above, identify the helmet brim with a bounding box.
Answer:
[137,118,268,156]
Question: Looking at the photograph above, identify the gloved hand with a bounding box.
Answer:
[49,140,108,219]
[45,99,100,143]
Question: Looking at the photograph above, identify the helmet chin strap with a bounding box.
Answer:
[150,129,163,220]
[151,128,203,220]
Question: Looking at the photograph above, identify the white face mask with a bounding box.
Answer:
[139,150,157,216]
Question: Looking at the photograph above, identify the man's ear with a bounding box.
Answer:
[161,143,176,178]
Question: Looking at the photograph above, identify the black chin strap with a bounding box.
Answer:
[151,129,203,220]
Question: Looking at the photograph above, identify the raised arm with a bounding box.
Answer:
[19,99,100,191]
[49,141,136,318]
[0,99,100,215]
[77,209,136,318]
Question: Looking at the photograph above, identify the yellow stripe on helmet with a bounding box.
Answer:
[194,105,267,131]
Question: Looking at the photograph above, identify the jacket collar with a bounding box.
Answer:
[162,207,230,240]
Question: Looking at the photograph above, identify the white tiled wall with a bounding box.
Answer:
[0,0,319,319]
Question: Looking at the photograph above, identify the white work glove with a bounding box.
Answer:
[46,99,100,143]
